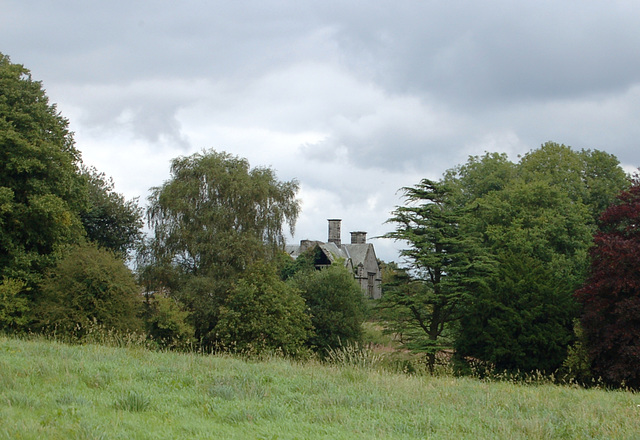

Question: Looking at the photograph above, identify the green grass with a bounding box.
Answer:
[0,335,639,439]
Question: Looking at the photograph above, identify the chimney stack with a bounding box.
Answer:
[300,239,313,253]
[327,219,341,246]
[350,231,367,244]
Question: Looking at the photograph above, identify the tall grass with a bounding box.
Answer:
[1,334,639,439]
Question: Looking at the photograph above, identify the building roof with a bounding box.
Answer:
[286,241,376,269]
[342,243,372,267]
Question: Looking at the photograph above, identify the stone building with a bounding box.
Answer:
[286,219,382,299]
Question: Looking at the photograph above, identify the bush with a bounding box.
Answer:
[289,263,365,353]
[0,277,29,332]
[34,242,143,336]
[144,293,195,350]
[214,261,311,356]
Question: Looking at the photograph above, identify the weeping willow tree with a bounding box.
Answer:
[143,150,300,347]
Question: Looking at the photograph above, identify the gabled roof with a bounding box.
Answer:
[317,242,344,262]
[286,240,377,273]
[342,243,373,267]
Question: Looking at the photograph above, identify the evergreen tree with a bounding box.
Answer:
[457,251,577,372]
[383,179,486,371]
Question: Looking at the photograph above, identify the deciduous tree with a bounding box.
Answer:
[80,166,143,257]
[450,143,626,373]
[216,261,311,356]
[576,176,640,388]
[145,150,300,346]
[0,53,86,286]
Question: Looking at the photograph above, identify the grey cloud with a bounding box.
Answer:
[4,0,640,261]
[4,1,333,85]
[328,1,640,106]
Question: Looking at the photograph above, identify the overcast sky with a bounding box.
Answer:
[2,1,639,261]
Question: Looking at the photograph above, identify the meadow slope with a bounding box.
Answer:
[0,336,638,439]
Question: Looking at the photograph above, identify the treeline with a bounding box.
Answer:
[381,144,640,387]
[2,53,639,388]
[0,53,364,357]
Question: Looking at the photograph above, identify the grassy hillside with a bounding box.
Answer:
[0,336,638,439]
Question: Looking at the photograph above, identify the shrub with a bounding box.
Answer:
[214,261,311,356]
[0,277,29,332]
[144,293,195,349]
[34,242,143,336]
[289,263,365,353]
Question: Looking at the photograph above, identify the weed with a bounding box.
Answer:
[324,341,384,370]
[114,390,151,412]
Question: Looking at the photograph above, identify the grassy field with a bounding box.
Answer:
[1,335,639,439]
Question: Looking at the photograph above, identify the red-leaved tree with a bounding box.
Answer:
[576,175,640,388]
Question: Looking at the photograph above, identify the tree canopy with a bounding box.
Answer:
[576,175,640,388]
[0,53,86,286]
[80,166,143,257]
[144,149,301,347]
[0,53,144,335]
[147,150,299,279]
[216,261,311,355]
[385,142,629,374]
[453,144,627,373]
[288,262,365,353]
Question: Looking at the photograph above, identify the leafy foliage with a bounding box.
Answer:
[383,179,486,371]
[0,277,30,332]
[451,143,627,373]
[289,263,365,352]
[80,166,143,257]
[386,142,628,374]
[0,53,86,286]
[147,150,299,278]
[576,176,640,388]
[34,243,143,336]
[278,247,317,281]
[456,252,578,372]
[215,261,311,355]
[518,142,628,219]
[144,293,195,350]
[144,150,300,347]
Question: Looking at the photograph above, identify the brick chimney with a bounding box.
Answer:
[327,219,341,246]
[350,231,367,244]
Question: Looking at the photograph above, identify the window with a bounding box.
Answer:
[367,272,375,298]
